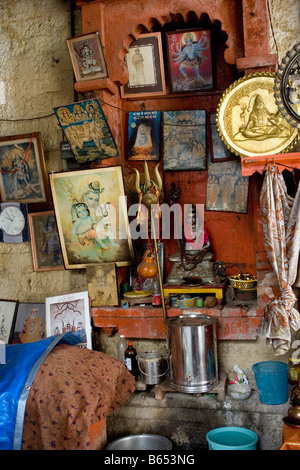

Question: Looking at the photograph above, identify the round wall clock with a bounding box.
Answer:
[216,72,299,158]
[0,202,30,243]
[274,42,300,129]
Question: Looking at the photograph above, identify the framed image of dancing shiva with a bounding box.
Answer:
[166,29,213,94]
[49,167,134,270]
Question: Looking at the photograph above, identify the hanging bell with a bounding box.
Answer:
[137,249,158,278]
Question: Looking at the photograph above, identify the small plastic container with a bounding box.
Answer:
[252,361,288,405]
[206,427,258,450]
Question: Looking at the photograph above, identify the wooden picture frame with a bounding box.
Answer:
[166,28,214,94]
[28,211,64,272]
[45,291,92,349]
[86,263,119,307]
[67,32,108,82]
[120,32,166,98]
[0,299,18,344]
[127,111,161,161]
[54,99,118,165]
[12,302,46,344]
[163,110,207,170]
[49,166,134,269]
[0,132,51,210]
[205,157,249,213]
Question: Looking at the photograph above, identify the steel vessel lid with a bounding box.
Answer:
[166,314,218,327]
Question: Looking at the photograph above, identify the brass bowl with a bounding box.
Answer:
[227,274,257,289]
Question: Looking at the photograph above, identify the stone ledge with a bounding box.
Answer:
[91,302,264,340]
[106,384,290,450]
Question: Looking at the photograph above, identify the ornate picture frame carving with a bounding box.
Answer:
[216,73,299,158]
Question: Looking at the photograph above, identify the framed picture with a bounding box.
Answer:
[54,99,118,165]
[0,132,51,209]
[128,111,161,161]
[210,114,236,163]
[0,299,18,344]
[205,156,249,213]
[28,211,64,272]
[216,73,299,158]
[49,166,134,269]
[45,291,91,349]
[12,302,46,344]
[120,32,166,98]
[86,263,119,307]
[163,110,207,170]
[67,32,108,83]
[166,29,213,93]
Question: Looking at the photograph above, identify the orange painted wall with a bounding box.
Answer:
[76,0,274,281]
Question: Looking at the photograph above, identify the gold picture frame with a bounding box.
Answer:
[49,166,134,270]
[216,73,299,158]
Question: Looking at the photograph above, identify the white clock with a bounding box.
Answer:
[0,203,30,242]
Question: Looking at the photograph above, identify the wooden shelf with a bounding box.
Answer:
[241,152,300,176]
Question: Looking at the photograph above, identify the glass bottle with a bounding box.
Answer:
[152,276,162,307]
[117,334,127,365]
[125,341,139,379]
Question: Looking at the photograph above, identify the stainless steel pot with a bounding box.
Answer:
[166,314,218,393]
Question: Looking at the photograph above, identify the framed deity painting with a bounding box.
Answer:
[28,211,64,272]
[166,28,213,93]
[163,110,207,170]
[205,156,249,213]
[67,32,108,83]
[86,263,119,307]
[127,111,161,161]
[45,291,91,349]
[49,166,134,269]
[54,99,118,165]
[0,132,51,210]
[0,299,18,345]
[120,32,166,98]
[12,303,46,344]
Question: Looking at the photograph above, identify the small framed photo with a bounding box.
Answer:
[163,110,207,170]
[0,299,18,344]
[166,28,213,93]
[0,132,51,209]
[86,263,119,307]
[209,114,236,163]
[127,111,161,161]
[121,32,166,98]
[28,211,64,272]
[67,32,108,82]
[45,291,92,349]
[49,166,134,270]
[12,303,46,344]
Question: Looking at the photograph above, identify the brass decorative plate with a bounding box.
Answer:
[274,43,300,129]
[216,73,299,158]
[123,290,152,299]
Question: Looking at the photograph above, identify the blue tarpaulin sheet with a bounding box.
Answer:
[0,332,83,450]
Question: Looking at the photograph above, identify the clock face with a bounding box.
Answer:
[0,206,25,236]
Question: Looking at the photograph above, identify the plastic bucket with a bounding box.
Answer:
[206,427,258,450]
[252,361,288,405]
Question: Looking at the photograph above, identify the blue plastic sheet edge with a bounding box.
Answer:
[0,331,84,451]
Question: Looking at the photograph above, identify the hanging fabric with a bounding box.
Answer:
[257,164,300,355]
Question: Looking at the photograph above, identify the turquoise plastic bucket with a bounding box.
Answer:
[252,361,288,405]
[206,427,258,450]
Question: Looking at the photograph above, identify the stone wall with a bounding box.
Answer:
[0,0,299,375]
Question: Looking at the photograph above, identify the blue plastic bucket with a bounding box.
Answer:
[206,427,258,450]
[252,361,288,405]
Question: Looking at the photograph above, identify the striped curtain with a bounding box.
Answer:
[257,164,300,355]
